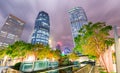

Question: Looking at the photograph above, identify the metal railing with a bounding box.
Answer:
[74,64,95,73]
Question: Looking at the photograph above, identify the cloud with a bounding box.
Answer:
[0,0,120,48]
[0,12,6,28]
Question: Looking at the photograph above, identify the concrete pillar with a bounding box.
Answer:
[113,26,120,73]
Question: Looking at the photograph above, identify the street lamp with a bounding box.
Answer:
[113,26,120,73]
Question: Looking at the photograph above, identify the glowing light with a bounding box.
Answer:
[61,51,65,56]
[25,55,35,62]
[57,41,62,46]
[52,57,55,62]
[3,56,8,66]
[49,38,52,48]
[44,58,47,61]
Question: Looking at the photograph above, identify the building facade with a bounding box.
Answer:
[63,46,72,55]
[31,11,50,45]
[68,7,88,38]
[0,14,25,47]
[56,43,61,50]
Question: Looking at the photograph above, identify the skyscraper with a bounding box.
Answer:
[0,14,25,47]
[68,7,88,38]
[68,7,88,48]
[31,11,50,45]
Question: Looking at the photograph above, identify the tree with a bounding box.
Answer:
[0,47,7,59]
[68,53,79,61]
[74,22,114,72]
[35,45,60,61]
[6,41,33,59]
[0,41,62,65]
[50,49,61,61]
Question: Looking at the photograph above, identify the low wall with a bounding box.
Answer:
[74,64,92,73]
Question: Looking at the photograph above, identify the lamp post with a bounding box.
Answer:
[113,25,120,73]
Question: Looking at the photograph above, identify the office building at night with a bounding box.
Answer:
[31,11,50,45]
[0,14,25,47]
[68,7,88,38]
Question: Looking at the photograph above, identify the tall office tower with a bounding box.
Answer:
[68,7,88,38]
[31,11,50,45]
[0,14,25,47]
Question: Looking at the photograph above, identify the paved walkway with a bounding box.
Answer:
[31,65,77,73]
[91,66,100,73]
[0,66,9,73]
[74,64,101,73]
[74,64,92,73]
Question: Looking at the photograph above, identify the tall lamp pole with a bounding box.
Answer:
[114,25,120,73]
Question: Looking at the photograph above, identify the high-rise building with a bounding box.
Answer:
[0,14,25,47]
[31,11,50,45]
[56,41,62,51]
[56,43,61,50]
[63,46,72,55]
[68,7,88,38]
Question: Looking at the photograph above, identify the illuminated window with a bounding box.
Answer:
[42,22,48,26]
[36,34,41,38]
[6,22,10,25]
[7,33,15,39]
[0,42,3,46]
[37,30,41,33]
[15,35,19,41]
[3,43,8,46]
[20,23,24,26]
[0,31,7,37]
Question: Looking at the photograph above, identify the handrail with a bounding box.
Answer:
[75,64,94,73]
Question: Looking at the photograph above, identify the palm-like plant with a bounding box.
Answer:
[75,22,114,57]
[74,22,114,72]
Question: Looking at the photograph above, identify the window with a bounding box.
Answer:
[36,39,41,41]
[17,20,24,26]
[0,31,7,37]
[20,23,24,26]
[36,34,41,38]
[15,35,19,41]
[7,33,15,39]
[42,22,48,26]
[3,43,8,46]
[9,18,20,25]
[37,18,42,21]
[6,22,10,25]
[37,30,41,33]
[0,42,3,46]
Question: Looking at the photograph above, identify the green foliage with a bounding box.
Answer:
[68,53,79,61]
[59,56,70,66]
[6,41,33,58]
[74,22,114,59]
[88,55,96,60]
[0,48,7,58]
[0,41,61,61]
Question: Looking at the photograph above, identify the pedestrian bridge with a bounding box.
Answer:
[20,60,80,73]
[0,61,96,73]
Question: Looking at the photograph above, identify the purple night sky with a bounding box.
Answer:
[0,0,120,49]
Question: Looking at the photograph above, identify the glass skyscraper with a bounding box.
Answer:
[31,11,50,45]
[0,14,25,47]
[68,7,88,38]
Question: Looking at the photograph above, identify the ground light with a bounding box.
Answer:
[52,57,55,62]
[61,51,65,56]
